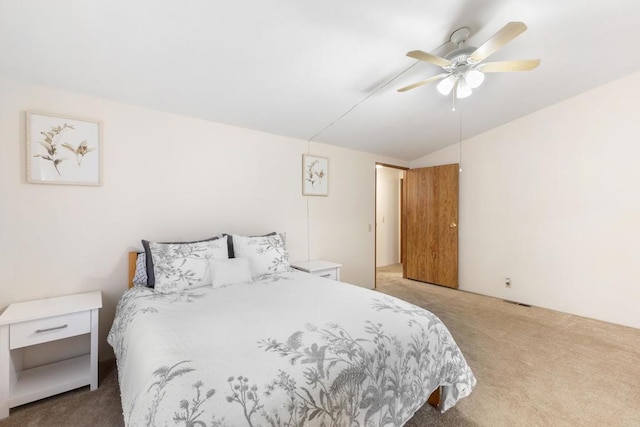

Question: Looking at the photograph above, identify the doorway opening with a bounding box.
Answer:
[374,162,407,288]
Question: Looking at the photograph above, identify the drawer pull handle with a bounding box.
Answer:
[35,324,68,333]
[320,274,331,278]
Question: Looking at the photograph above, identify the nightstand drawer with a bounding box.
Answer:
[314,269,338,280]
[10,311,91,350]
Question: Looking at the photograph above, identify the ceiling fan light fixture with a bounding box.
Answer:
[465,69,485,89]
[456,77,472,99]
[437,75,456,96]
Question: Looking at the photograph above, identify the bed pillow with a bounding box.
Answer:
[132,252,148,286]
[223,231,276,258]
[145,236,229,293]
[142,235,221,287]
[210,258,253,288]
[232,233,290,277]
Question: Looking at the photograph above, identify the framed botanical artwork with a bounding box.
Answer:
[26,111,103,185]
[302,154,328,196]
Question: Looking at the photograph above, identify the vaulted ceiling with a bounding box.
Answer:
[2,1,639,161]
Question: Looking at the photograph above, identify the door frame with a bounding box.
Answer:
[374,162,409,289]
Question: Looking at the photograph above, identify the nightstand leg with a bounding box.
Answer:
[0,325,9,419]
[89,309,99,390]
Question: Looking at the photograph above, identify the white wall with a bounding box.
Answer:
[376,167,402,267]
[411,71,640,329]
[0,77,407,360]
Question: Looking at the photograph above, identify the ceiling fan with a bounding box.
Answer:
[398,22,540,98]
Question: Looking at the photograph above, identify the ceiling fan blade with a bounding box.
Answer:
[480,59,540,73]
[397,73,450,92]
[406,50,452,68]
[468,22,527,64]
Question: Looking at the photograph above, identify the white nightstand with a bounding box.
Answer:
[0,291,102,419]
[291,260,342,281]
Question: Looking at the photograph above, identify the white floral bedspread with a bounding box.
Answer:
[108,270,475,426]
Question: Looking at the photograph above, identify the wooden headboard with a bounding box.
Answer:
[128,251,138,288]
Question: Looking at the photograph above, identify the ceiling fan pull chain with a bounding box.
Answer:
[459,106,463,173]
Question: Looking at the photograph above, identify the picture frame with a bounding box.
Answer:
[26,111,103,186]
[302,154,329,196]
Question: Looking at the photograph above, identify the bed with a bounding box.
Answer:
[109,235,475,426]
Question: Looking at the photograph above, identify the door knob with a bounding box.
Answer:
[449,223,457,228]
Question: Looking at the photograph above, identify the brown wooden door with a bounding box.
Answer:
[404,164,459,288]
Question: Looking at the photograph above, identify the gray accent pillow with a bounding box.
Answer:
[132,252,148,286]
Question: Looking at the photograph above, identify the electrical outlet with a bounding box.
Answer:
[505,278,511,288]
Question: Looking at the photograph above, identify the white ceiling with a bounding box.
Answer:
[2,1,640,161]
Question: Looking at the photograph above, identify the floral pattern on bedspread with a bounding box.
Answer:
[108,286,207,366]
[108,271,475,426]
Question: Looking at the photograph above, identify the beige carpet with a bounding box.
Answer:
[1,265,639,426]
[377,264,640,427]
[0,360,123,427]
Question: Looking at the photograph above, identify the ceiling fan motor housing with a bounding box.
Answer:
[444,46,478,71]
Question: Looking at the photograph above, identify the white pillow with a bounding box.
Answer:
[232,233,290,277]
[210,258,253,288]
[151,235,229,293]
